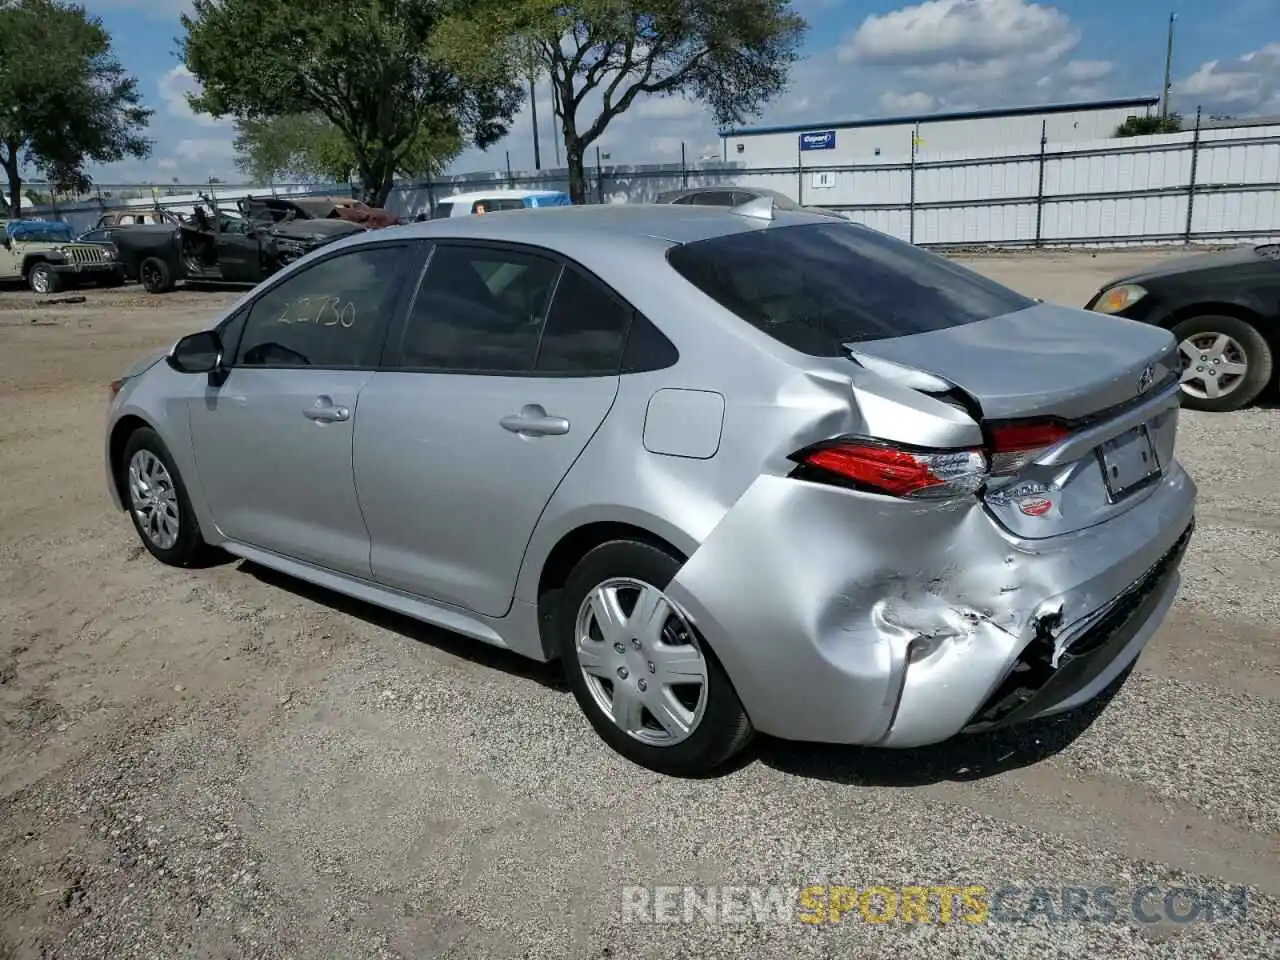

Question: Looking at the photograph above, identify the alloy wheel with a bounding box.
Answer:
[1178,332,1249,401]
[127,449,180,550]
[30,269,49,294]
[574,578,709,747]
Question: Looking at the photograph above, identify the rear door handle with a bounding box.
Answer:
[304,397,350,422]
[500,404,570,437]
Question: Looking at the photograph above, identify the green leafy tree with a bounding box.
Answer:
[181,0,523,205]
[477,0,807,203]
[0,0,152,217]
[1115,114,1183,137]
[233,112,463,186]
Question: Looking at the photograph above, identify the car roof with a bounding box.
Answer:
[352,202,841,259]
[440,189,568,203]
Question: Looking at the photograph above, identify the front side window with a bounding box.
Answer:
[233,245,410,368]
[666,222,1036,355]
[398,244,561,373]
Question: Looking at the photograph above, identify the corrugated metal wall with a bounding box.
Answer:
[683,123,1280,246]
[723,105,1147,169]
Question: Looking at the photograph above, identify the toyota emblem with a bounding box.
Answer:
[1138,365,1155,393]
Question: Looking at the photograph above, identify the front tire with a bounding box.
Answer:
[28,262,62,294]
[120,427,208,566]
[1172,314,1273,412]
[139,257,174,294]
[556,539,753,776]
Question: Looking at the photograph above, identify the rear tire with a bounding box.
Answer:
[1171,314,1273,412]
[140,257,173,294]
[28,262,62,294]
[555,539,753,776]
[119,427,209,567]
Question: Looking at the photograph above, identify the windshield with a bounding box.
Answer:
[665,222,1035,354]
[7,220,74,243]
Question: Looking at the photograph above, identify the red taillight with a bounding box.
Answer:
[987,421,1071,475]
[793,441,988,499]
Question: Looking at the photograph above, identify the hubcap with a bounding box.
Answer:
[575,578,708,747]
[1178,332,1248,401]
[31,269,49,293]
[127,450,180,550]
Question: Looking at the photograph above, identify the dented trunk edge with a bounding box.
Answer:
[663,464,1196,748]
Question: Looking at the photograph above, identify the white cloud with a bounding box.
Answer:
[878,90,937,113]
[1061,59,1113,83]
[1179,44,1280,113]
[836,0,1087,112]
[157,65,226,128]
[840,0,1077,68]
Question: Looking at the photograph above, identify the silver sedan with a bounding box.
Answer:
[104,202,1195,775]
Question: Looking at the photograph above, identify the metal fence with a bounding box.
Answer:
[28,111,1280,247]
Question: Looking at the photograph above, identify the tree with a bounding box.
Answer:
[492,0,806,203]
[0,0,152,217]
[233,112,463,185]
[181,0,524,205]
[1115,114,1183,137]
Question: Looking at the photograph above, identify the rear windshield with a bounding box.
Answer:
[665,222,1035,354]
[430,203,454,219]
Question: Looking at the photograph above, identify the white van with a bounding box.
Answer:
[428,189,573,219]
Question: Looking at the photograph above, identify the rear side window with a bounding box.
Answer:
[399,244,560,372]
[666,222,1035,354]
[535,267,631,375]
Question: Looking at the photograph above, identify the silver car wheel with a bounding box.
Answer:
[1178,332,1249,401]
[127,449,180,550]
[30,268,50,294]
[575,577,709,747]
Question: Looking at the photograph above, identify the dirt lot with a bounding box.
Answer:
[1,251,1278,959]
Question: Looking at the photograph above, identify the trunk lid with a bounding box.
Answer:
[846,303,1182,540]
[845,302,1180,421]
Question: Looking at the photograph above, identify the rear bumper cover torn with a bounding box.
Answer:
[663,464,1196,747]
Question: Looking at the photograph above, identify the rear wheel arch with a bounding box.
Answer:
[535,521,690,658]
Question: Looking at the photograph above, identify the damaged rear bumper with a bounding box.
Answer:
[662,463,1196,747]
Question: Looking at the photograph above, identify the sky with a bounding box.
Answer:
[76,0,1280,185]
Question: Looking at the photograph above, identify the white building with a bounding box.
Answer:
[719,97,1160,167]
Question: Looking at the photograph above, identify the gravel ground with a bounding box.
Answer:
[1,250,1277,959]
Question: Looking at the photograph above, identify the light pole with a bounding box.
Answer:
[530,71,541,171]
[1161,11,1177,120]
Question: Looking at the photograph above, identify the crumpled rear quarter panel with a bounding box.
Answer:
[663,465,1196,746]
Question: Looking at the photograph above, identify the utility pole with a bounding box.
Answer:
[529,71,542,171]
[1161,11,1177,119]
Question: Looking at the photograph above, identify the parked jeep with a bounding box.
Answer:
[1,219,125,293]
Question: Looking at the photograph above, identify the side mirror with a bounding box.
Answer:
[166,330,223,375]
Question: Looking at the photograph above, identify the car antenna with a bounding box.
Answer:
[729,195,775,222]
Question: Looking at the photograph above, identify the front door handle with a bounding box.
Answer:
[304,397,350,422]
[500,404,570,437]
